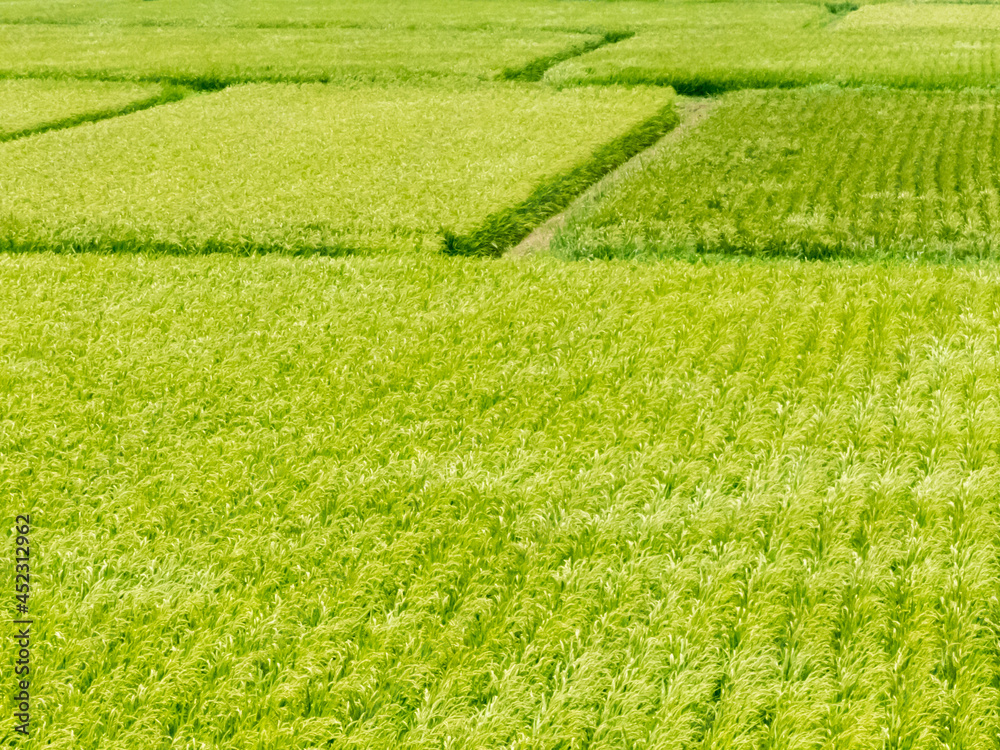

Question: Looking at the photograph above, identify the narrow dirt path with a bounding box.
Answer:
[507,97,719,258]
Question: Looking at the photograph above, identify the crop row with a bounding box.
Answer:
[4,253,1000,747]
[554,88,1000,261]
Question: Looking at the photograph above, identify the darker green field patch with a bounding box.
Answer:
[553,87,1000,262]
[824,1,859,16]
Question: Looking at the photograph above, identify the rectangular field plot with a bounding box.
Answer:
[0,24,599,85]
[0,0,690,30]
[840,5,1000,31]
[0,82,673,254]
[545,3,1000,92]
[554,88,1000,260]
[0,78,166,139]
[6,253,1000,748]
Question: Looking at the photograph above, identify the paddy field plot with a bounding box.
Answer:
[0,0,689,30]
[554,88,1000,261]
[839,4,1000,32]
[0,78,169,140]
[3,1,1000,747]
[0,24,600,85]
[0,82,674,255]
[3,253,1000,748]
[545,3,1000,92]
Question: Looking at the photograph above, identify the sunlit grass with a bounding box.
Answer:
[546,4,1000,92]
[0,81,672,255]
[555,87,1000,260]
[2,253,1000,747]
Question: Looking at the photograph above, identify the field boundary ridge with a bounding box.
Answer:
[509,97,718,258]
[441,99,680,258]
[0,83,189,144]
[498,29,634,83]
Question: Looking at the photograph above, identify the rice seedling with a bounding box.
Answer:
[2,252,1000,748]
[553,87,1000,261]
[0,24,600,86]
[0,81,673,255]
[0,79,181,141]
[545,3,1000,93]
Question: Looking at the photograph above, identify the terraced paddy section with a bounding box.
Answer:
[0,78,170,140]
[545,3,1000,92]
[3,253,1000,748]
[0,82,674,255]
[554,88,1000,261]
[0,24,600,85]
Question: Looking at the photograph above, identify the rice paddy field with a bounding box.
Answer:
[0,79,170,141]
[4,1,1000,749]
[554,88,1000,261]
[543,4,1000,92]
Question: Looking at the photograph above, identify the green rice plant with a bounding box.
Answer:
[545,3,1000,92]
[840,4,1000,29]
[0,79,182,141]
[553,87,1000,261]
[0,82,672,255]
[2,253,1000,748]
[0,24,600,86]
[0,0,706,29]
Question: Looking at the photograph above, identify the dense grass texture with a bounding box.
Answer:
[839,4,1000,30]
[0,0,988,30]
[0,79,170,140]
[554,87,1000,261]
[3,254,1000,748]
[545,3,1000,92]
[0,82,672,255]
[0,24,599,86]
[0,0,716,29]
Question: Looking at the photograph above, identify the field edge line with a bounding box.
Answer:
[510,97,719,259]
[440,97,680,259]
[0,84,191,144]
[497,29,635,83]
